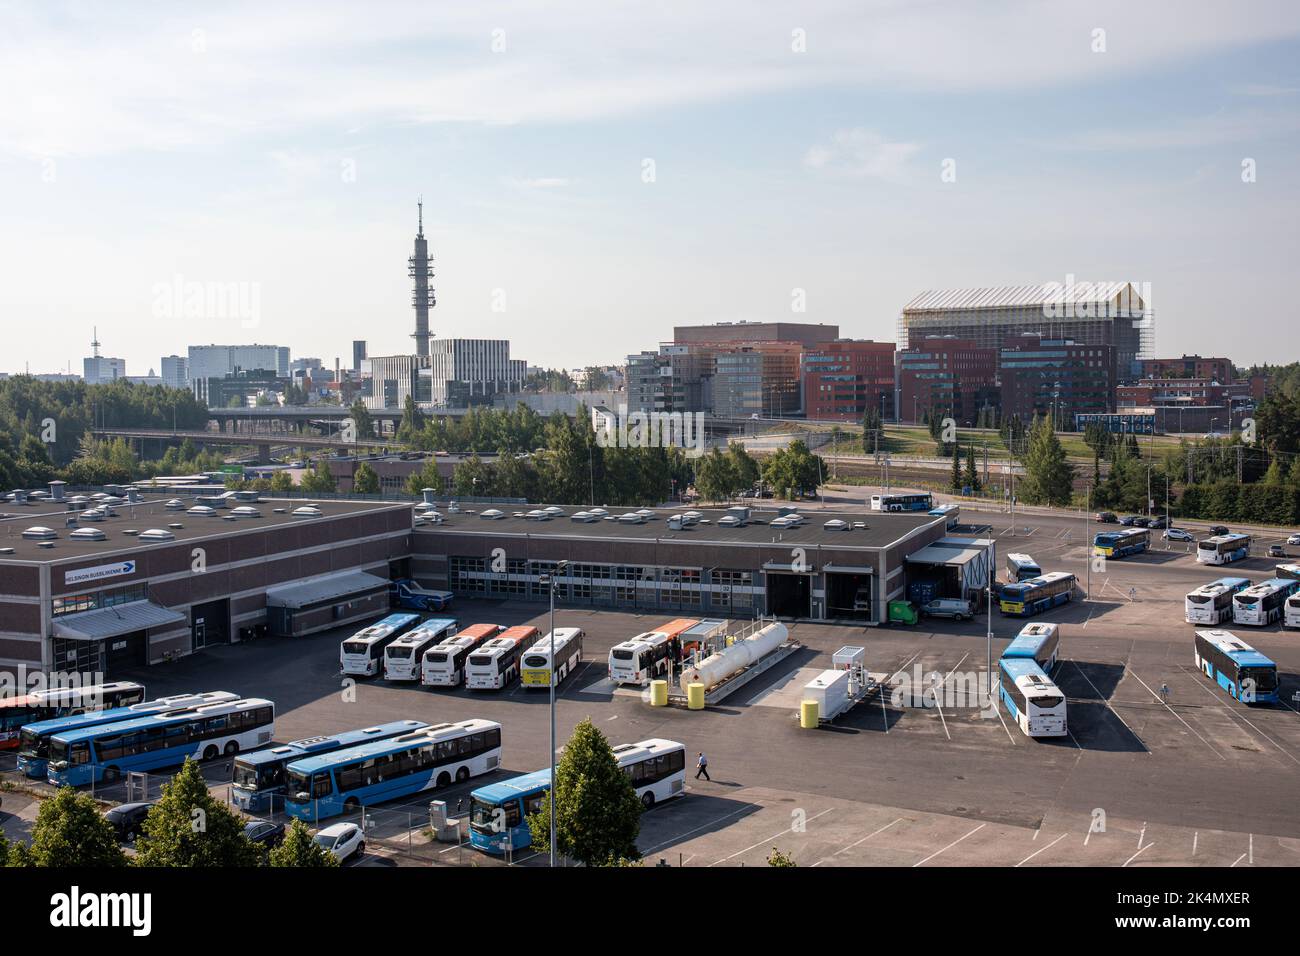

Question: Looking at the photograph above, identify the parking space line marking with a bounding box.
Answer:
[1192,832,1198,857]
[930,652,969,742]
[1250,833,1253,864]
[818,817,905,865]
[641,804,758,855]
[1127,670,1225,760]
[1123,842,1154,868]
[1231,852,1247,867]
[1068,660,1145,750]
[913,823,985,867]
[1175,665,1300,766]
[708,808,833,866]
[881,651,922,734]
[1016,833,1068,866]
[993,699,1017,745]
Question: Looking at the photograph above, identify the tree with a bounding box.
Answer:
[269,819,339,868]
[300,459,336,494]
[452,455,495,497]
[761,440,823,500]
[526,718,643,866]
[1019,416,1075,506]
[270,470,294,493]
[950,443,963,492]
[767,847,797,867]
[21,787,128,867]
[693,447,733,502]
[861,405,881,450]
[134,758,263,867]
[396,395,425,446]
[963,442,981,493]
[347,399,375,441]
[352,461,380,494]
[725,443,760,493]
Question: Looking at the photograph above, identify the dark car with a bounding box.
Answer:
[1148,516,1169,529]
[1208,525,1230,536]
[243,819,286,848]
[105,802,153,843]
[1095,512,1118,523]
[1119,515,1137,526]
[1131,517,1152,528]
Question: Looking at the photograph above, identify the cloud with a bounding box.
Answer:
[1050,109,1300,151]
[804,128,920,179]
[505,176,572,189]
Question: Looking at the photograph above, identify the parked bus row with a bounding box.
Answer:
[1184,571,1300,628]
[1,681,146,751]
[998,623,1067,739]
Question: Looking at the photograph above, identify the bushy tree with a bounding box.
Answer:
[270,470,294,493]
[134,758,263,867]
[1019,416,1074,506]
[269,819,339,868]
[352,461,380,494]
[21,788,127,867]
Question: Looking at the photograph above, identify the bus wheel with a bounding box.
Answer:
[202,745,219,761]
[102,766,120,784]
[641,792,655,810]
[224,741,240,756]
[455,766,469,783]
[436,772,451,788]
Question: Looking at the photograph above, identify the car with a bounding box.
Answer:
[921,597,974,621]
[1164,528,1195,542]
[1095,512,1118,523]
[1148,516,1169,529]
[1268,544,1287,558]
[314,822,365,863]
[1288,534,1300,546]
[243,819,286,849]
[1207,525,1230,536]
[104,802,154,843]
[1119,515,1137,526]
[1132,517,1153,528]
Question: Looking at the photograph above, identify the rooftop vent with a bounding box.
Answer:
[291,506,323,518]
[121,529,139,536]
[230,506,262,519]
[79,508,108,522]
[0,547,13,555]
[717,515,742,527]
[480,509,505,520]
[22,526,57,540]
[187,506,217,517]
[138,529,176,542]
[168,522,183,529]
[165,499,186,510]
[543,506,566,517]
[38,541,54,549]
[823,519,849,531]
[69,527,108,541]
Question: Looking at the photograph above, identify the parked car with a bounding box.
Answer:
[1132,517,1153,528]
[1164,528,1195,543]
[243,819,286,849]
[1288,534,1300,546]
[921,597,974,621]
[1208,525,1230,536]
[105,802,154,843]
[1148,516,1169,529]
[1095,512,1118,523]
[1268,544,1287,558]
[1119,516,1138,526]
[314,822,365,863]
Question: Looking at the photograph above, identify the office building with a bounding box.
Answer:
[83,356,126,385]
[898,337,999,426]
[1140,355,1235,383]
[352,340,367,373]
[673,321,840,348]
[187,344,290,397]
[998,334,1116,426]
[802,339,896,422]
[161,355,189,389]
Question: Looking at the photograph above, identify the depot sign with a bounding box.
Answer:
[64,560,137,587]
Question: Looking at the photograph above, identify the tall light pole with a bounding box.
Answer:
[546,559,568,867]
[1084,482,1091,599]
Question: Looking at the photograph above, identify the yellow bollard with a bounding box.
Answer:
[687,682,706,710]
[800,699,820,729]
[649,680,668,707]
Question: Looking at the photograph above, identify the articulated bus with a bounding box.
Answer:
[421,624,504,687]
[48,697,275,787]
[1196,533,1252,566]
[1194,630,1278,704]
[1093,527,1150,559]
[609,630,675,686]
[1005,553,1042,583]
[340,613,421,677]
[17,691,237,778]
[1232,578,1300,627]
[469,738,686,855]
[870,492,933,512]
[1185,577,1252,625]
[520,628,585,688]
[0,681,146,751]
[929,503,960,528]
[998,658,1067,738]
[284,719,502,822]
[382,618,458,681]
[999,572,1076,617]
[231,719,428,813]
[465,626,539,690]
[1000,622,1061,674]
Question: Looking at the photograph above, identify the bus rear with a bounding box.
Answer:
[465,627,538,690]
[1005,553,1041,583]
[421,624,503,687]
[383,618,457,681]
[1285,593,1300,630]
[521,628,585,688]
[998,659,1067,738]
[1232,579,1297,627]
[608,631,673,685]
[1184,577,1250,626]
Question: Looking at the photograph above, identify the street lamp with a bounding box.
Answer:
[542,559,569,867]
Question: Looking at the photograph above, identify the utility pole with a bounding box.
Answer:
[1084,483,1091,599]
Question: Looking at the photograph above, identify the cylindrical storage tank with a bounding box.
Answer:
[649,679,668,707]
[679,622,788,693]
[687,682,705,710]
[800,699,819,728]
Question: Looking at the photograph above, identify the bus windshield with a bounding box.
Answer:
[425,652,448,663]
[387,647,413,659]
[1242,667,1277,693]
[1031,693,1064,709]
[286,770,311,801]
[341,641,370,655]
[18,727,44,757]
[612,649,635,661]
[233,763,261,789]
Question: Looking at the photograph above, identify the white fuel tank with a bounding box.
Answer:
[678,621,789,693]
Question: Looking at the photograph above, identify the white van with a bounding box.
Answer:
[921,598,973,621]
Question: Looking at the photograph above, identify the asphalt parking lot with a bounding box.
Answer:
[6,501,1299,866]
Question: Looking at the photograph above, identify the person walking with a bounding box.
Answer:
[695,752,710,781]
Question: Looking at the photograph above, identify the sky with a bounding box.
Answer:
[2,0,1299,376]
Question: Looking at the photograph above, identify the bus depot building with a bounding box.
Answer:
[0,495,413,678]
[410,505,967,622]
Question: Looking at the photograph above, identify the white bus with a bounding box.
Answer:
[1185,577,1252,625]
[611,738,687,809]
[340,613,421,677]
[998,658,1067,739]
[520,628,586,689]
[1285,593,1300,630]
[383,618,458,681]
[1196,533,1252,566]
[1232,578,1300,627]
[608,631,674,686]
[465,626,539,690]
[421,624,504,687]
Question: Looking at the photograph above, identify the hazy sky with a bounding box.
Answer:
[3,0,1299,376]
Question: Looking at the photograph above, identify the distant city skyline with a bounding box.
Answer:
[3,1,1300,376]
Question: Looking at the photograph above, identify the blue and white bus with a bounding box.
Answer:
[16,691,237,779]
[1197,533,1252,566]
[1232,578,1300,627]
[48,697,275,787]
[1093,527,1150,559]
[1185,577,1252,626]
[283,718,502,822]
[340,613,421,677]
[382,617,458,681]
[231,719,429,813]
[1,681,146,752]
[999,572,1076,617]
[1275,563,1300,582]
[998,658,1067,738]
[1005,553,1042,583]
[469,768,551,856]
[871,492,933,513]
[1194,630,1278,704]
[1000,622,1061,674]
[928,503,960,528]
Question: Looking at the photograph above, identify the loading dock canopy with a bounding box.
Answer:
[52,600,187,642]
[265,570,389,610]
[905,537,995,592]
